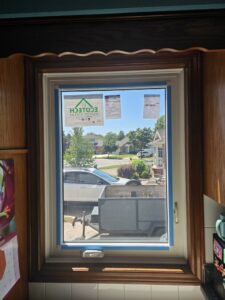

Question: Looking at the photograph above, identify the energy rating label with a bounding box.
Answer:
[105,95,121,119]
[143,94,160,119]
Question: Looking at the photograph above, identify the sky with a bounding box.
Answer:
[62,88,166,135]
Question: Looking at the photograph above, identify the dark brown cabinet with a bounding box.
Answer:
[203,52,225,206]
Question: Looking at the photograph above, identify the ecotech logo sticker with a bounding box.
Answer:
[70,98,98,114]
[64,94,104,127]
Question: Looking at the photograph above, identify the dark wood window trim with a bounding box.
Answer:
[26,50,204,284]
[2,10,225,57]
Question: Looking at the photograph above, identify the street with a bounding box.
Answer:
[94,157,130,168]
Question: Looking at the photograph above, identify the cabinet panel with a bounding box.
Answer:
[203,52,225,205]
[0,56,25,149]
[0,55,27,299]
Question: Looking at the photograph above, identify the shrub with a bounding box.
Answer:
[131,159,151,178]
[117,164,135,179]
[132,172,139,179]
[132,159,149,176]
[141,170,150,179]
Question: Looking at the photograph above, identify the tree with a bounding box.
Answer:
[117,130,125,141]
[62,131,71,155]
[103,132,118,155]
[127,127,154,155]
[64,128,95,167]
[154,115,165,131]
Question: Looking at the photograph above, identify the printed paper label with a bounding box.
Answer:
[105,95,121,119]
[143,95,160,119]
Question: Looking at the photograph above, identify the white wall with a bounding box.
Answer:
[29,283,204,300]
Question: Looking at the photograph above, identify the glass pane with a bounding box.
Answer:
[61,88,169,245]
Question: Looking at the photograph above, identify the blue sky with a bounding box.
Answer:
[63,88,165,135]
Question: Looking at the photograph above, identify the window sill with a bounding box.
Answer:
[32,262,200,284]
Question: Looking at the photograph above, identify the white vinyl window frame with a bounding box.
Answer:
[43,69,187,264]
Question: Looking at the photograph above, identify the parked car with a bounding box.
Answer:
[137,149,153,158]
[64,168,141,202]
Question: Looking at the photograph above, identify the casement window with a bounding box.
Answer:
[26,52,203,283]
[43,69,186,260]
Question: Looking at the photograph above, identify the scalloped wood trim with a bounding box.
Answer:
[4,47,225,60]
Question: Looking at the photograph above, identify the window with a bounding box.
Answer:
[158,148,163,158]
[60,86,171,247]
[64,171,80,183]
[27,52,204,283]
[43,68,188,262]
[78,172,101,185]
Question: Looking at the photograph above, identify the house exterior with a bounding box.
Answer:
[93,139,103,154]
[115,136,130,154]
[150,129,166,177]
[84,133,104,154]
[151,129,166,167]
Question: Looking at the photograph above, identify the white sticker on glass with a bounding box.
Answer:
[105,95,121,119]
[143,95,160,119]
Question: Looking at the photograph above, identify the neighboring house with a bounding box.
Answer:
[150,129,166,175]
[93,139,103,154]
[115,136,130,154]
[84,134,104,154]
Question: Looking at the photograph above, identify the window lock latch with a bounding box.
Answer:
[174,201,179,224]
[82,250,104,259]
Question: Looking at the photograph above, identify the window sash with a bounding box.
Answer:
[40,69,186,261]
[55,83,173,251]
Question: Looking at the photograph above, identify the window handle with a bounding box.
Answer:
[82,250,104,258]
[174,201,179,224]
